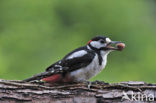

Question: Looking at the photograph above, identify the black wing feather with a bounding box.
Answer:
[62,52,95,72]
[47,46,95,72]
[23,46,95,82]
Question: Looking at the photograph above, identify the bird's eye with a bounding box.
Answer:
[100,40,105,44]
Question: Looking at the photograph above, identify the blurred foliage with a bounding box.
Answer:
[0,0,156,83]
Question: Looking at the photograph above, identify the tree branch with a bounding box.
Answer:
[0,79,156,103]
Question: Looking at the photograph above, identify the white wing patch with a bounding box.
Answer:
[66,50,87,59]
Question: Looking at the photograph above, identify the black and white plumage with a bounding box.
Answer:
[23,36,124,83]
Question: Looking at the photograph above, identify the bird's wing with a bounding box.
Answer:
[23,47,95,82]
[46,49,95,72]
[62,51,95,72]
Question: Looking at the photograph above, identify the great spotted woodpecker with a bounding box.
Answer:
[23,36,125,85]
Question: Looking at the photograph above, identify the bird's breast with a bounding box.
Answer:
[69,53,107,82]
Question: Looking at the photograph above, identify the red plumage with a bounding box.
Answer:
[42,74,62,83]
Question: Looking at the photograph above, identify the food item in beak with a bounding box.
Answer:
[116,43,125,50]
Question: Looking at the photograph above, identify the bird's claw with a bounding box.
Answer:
[29,80,44,84]
[87,81,92,90]
[82,81,92,89]
[91,80,109,85]
[84,80,109,89]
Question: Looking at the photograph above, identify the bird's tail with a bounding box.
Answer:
[23,67,69,82]
[23,71,54,82]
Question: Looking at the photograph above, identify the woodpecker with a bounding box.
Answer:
[23,36,125,84]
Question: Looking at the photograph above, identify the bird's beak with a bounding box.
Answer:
[105,41,125,51]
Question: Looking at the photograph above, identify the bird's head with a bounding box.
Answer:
[87,36,125,52]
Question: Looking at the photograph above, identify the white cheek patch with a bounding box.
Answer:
[67,50,87,59]
[90,41,101,49]
[106,38,111,43]
[90,41,106,49]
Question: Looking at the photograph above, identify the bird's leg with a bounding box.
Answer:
[83,80,109,89]
[79,80,92,89]
[29,80,45,85]
[87,81,92,90]
[91,80,109,85]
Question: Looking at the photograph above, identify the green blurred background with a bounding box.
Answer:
[0,0,156,83]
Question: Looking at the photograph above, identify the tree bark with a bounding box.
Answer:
[0,79,156,103]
